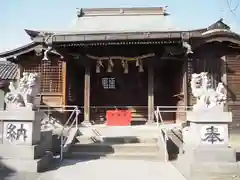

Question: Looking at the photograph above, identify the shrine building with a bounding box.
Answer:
[0,7,240,130]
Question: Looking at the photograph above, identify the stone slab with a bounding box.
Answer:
[186,110,232,123]
[173,160,240,180]
[0,130,52,160]
[65,151,166,161]
[174,155,240,179]
[0,171,41,180]
[2,121,40,145]
[0,109,44,121]
[44,159,187,180]
[183,147,236,163]
[76,135,159,144]
[0,151,53,172]
[0,110,44,145]
[190,162,240,174]
[184,123,229,148]
[71,142,160,153]
[79,125,161,138]
[0,144,43,159]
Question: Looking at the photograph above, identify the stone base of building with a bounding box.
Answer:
[174,109,240,179]
[174,161,240,180]
[0,130,53,172]
[0,151,53,172]
[183,146,236,162]
[174,147,239,179]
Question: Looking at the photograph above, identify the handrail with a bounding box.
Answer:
[58,106,81,161]
[154,105,190,162]
[63,107,78,128]
[89,106,192,109]
[37,105,80,112]
[154,106,168,162]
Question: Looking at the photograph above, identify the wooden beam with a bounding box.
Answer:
[147,60,154,124]
[84,65,91,123]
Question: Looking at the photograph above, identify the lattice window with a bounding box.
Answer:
[102,77,116,89]
[23,60,62,93]
[192,58,221,89]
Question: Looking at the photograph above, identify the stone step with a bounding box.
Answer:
[79,126,161,137]
[76,136,159,144]
[71,142,160,153]
[64,151,166,161]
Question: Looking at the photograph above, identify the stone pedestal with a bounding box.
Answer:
[0,108,53,172]
[175,108,240,179]
[184,108,232,148]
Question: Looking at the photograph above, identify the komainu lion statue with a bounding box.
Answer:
[190,72,227,111]
[4,72,40,109]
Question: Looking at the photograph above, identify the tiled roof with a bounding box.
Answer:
[0,61,18,80]
[70,8,177,33]
[0,42,61,60]
[0,42,36,59]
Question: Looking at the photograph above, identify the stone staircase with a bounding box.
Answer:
[64,125,168,161]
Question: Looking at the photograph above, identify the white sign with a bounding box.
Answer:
[200,125,225,145]
[102,77,116,89]
[3,122,30,144]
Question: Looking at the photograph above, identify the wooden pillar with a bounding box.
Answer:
[147,60,154,124]
[182,57,189,123]
[221,56,227,86]
[62,61,67,122]
[62,61,67,106]
[221,56,228,111]
[84,66,90,123]
[183,57,188,107]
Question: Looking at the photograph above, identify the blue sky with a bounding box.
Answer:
[0,0,240,53]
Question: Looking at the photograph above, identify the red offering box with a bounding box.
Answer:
[106,110,132,126]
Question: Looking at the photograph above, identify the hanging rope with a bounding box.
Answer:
[86,53,155,61]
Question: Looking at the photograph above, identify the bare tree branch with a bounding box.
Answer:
[226,0,239,17]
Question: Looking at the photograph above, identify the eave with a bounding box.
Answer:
[26,30,204,44]
[57,40,183,48]
[24,19,240,46]
[0,42,36,58]
[199,29,240,46]
[0,42,61,60]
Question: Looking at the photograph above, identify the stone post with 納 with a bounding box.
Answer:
[175,72,239,178]
[0,72,53,172]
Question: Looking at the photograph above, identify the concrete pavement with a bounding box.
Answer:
[38,159,187,180]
